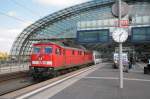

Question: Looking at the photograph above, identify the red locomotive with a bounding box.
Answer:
[30,42,94,79]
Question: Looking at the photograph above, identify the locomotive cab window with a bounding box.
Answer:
[33,47,40,53]
[45,47,52,54]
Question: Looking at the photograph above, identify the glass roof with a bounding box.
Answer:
[10,0,150,62]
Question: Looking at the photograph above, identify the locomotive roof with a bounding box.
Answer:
[33,42,91,52]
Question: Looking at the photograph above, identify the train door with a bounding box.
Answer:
[55,47,61,67]
[63,49,66,66]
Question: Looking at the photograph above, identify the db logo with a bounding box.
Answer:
[38,56,43,61]
[38,56,43,64]
[39,57,43,61]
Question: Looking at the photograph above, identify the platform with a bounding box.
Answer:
[24,63,150,99]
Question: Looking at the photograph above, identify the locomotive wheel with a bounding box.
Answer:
[73,67,77,71]
[53,70,59,77]
[68,68,73,72]
[33,76,38,80]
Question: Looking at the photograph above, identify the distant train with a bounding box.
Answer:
[93,51,102,64]
[29,42,95,79]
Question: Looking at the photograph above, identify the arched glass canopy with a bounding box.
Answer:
[10,0,150,61]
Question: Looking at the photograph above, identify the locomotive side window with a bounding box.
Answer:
[56,48,61,55]
[45,47,52,54]
[63,50,65,55]
[33,47,40,53]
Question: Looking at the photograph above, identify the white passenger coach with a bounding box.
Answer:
[93,51,102,64]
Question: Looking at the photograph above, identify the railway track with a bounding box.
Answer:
[0,71,28,83]
[0,71,35,96]
[0,77,36,96]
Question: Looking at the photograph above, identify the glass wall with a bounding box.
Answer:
[132,26,150,42]
[77,29,109,43]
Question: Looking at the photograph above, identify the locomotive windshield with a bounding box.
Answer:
[45,47,52,54]
[33,47,40,53]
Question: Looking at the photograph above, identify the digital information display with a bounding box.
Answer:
[77,29,109,43]
[131,26,150,42]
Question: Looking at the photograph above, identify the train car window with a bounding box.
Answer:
[63,50,65,55]
[33,47,40,53]
[59,49,61,55]
[56,48,61,55]
[45,47,52,54]
[56,49,58,54]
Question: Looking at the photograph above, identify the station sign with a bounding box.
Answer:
[76,29,109,43]
[115,20,129,28]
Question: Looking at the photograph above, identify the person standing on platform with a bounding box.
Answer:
[129,56,133,69]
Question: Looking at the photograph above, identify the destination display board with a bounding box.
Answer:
[77,29,109,43]
[131,26,150,42]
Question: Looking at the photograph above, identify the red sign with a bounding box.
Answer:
[115,20,129,28]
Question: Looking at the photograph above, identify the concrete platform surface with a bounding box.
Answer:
[24,63,150,99]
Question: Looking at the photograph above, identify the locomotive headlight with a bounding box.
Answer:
[32,61,39,64]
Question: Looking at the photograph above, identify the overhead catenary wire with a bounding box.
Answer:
[0,10,41,28]
[10,0,42,18]
[0,11,28,23]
